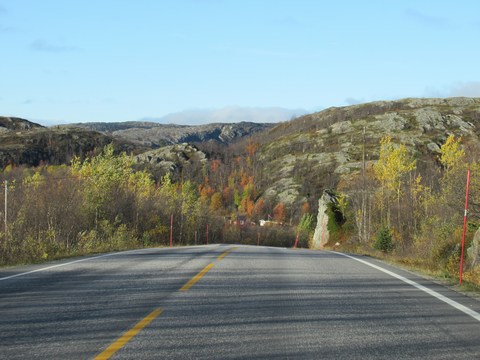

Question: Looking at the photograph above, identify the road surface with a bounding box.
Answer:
[0,245,479,359]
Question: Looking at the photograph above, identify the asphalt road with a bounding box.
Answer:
[0,245,479,359]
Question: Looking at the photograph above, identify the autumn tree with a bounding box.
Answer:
[413,136,470,271]
[440,135,465,173]
[252,198,266,222]
[273,203,286,224]
[437,135,469,214]
[206,192,221,214]
[71,144,154,249]
[373,136,416,232]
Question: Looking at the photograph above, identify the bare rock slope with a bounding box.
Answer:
[257,97,480,207]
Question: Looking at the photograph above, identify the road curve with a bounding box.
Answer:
[0,245,479,359]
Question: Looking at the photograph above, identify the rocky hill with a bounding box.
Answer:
[0,117,273,168]
[67,121,274,147]
[0,116,43,132]
[3,98,480,201]
[0,118,147,168]
[255,97,480,209]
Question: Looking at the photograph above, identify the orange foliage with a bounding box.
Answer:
[211,159,221,173]
[301,202,310,215]
[210,192,223,211]
[241,197,255,216]
[199,184,214,199]
[240,171,249,188]
[222,186,232,202]
[253,198,266,218]
[246,140,259,157]
[273,203,286,223]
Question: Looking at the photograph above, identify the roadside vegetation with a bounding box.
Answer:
[0,134,478,291]
[0,142,301,266]
[340,134,480,289]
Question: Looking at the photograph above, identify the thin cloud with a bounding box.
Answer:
[405,8,448,27]
[31,39,77,53]
[425,82,480,98]
[345,97,365,106]
[448,82,480,97]
[0,5,6,14]
[140,107,306,125]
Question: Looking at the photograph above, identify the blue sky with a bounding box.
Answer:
[1,0,479,125]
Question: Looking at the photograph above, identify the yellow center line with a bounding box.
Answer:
[94,308,163,360]
[217,247,237,261]
[180,247,237,291]
[95,247,237,358]
[179,262,215,291]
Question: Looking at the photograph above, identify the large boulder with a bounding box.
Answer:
[467,227,480,268]
[312,190,338,249]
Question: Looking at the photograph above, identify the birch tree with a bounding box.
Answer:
[373,136,416,230]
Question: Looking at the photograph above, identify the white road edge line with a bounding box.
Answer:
[331,251,480,322]
[0,246,222,282]
[0,252,121,281]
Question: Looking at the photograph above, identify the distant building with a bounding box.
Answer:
[234,215,247,226]
[225,215,248,227]
[259,220,280,227]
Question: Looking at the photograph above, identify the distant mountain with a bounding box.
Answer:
[67,121,274,147]
[0,115,274,168]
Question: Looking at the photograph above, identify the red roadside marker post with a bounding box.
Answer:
[293,232,300,249]
[459,169,471,285]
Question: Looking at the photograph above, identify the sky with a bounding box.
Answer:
[1,0,479,125]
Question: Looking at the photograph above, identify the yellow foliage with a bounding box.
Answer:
[337,192,348,215]
[439,135,465,172]
[23,171,45,188]
[374,135,416,197]
[463,266,480,286]
[210,192,223,211]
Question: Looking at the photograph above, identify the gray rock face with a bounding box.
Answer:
[427,142,441,153]
[312,190,337,249]
[135,143,207,174]
[467,227,480,268]
[258,97,480,209]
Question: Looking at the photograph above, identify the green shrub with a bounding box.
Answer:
[374,226,394,253]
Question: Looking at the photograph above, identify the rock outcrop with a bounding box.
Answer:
[135,143,206,171]
[312,190,338,249]
[133,143,208,181]
[467,227,480,269]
